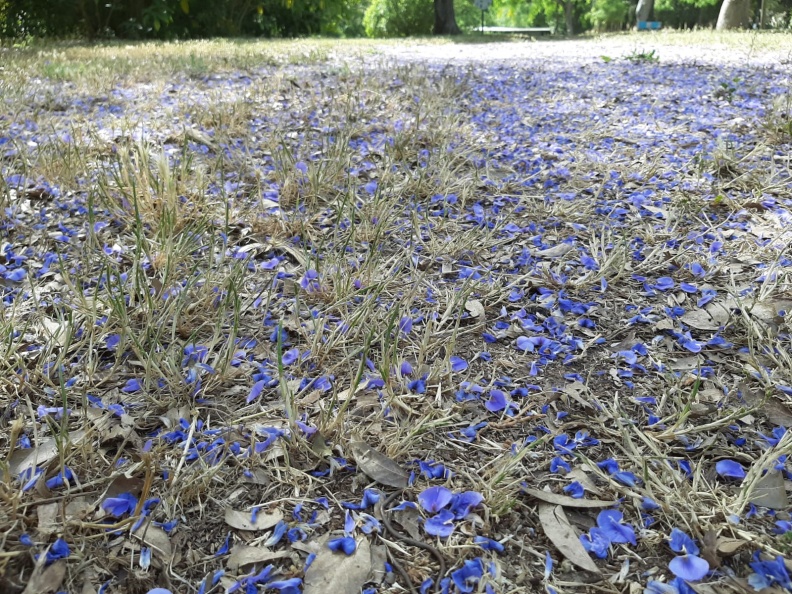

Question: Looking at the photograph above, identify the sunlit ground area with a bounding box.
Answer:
[1,31,792,594]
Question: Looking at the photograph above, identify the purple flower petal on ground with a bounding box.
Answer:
[328,536,356,555]
[344,509,355,534]
[5,268,26,282]
[268,578,303,594]
[485,389,508,412]
[679,283,698,293]
[360,489,380,508]
[474,536,504,552]
[641,497,661,511]
[580,527,610,558]
[45,467,75,489]
[515,336,533,352]
[748,555,792,590]
[644,580,686,594]
[563,481,585,498]
[44,538,70,564]
[214,533,231,556]
[597,458,619,474]
[451,558,484,593]
[654,277,675,291]
[612,471,641,487]
[299,269,320,292]
[449,491,484,518]
[122,378,141,393]
[550,457,571,474]
[146,589,172,594]
[400,361,413,376]
[102,492,138,517]
[597,510,637,546]
[246,380,267,404]
[716,459,745,480]
[424,509,455,537]
[678,333,702,353]
[669,528,699,555]
[774,520,792,534]
[399,316,413,334]
[418,486,453,513]
[281,348,299,365]
[669,555,709,581]
[450,356,468,372]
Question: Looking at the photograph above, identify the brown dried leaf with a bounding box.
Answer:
[534,244,574,258]
[681,308,725,331]
[465,300,485,319]
[538,504,600,573]
[716,537,748,556]
[227,545,289,571]
[37,503,59,536]
[349,440,408,488]
[304,536,372,594]
[23,559,66,594]
[224,508,284,531]
[132,520,172,559]
[700,529,721,569]
[522,486,616,508]
[749,470,788,510]
[9,431,85,476]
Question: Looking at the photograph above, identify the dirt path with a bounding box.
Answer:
[374,35,792,68]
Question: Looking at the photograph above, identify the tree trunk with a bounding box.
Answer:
[564,0,575,34]
[433,0,461,34]
[716,0,751,29]
[635,0,653,22]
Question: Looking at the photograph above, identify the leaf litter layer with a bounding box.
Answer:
[1,37,792,594]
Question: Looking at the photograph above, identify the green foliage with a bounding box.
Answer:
[624,47,659,62]
[0,0,364,39]
[589,0,628,30]
[455,0,485,29]
[363,0,433,36]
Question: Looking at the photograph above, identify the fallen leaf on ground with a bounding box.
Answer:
[132,520,172,560]
[748,470,788,510]
[349,440,408,488]
[37,503,59,536]
[538,504,600,574]
[227,545,289,571]
[23,559,66,594]
[522,486,616,508]
[465,299,485,318]
[9,431,85,476]
[224,508,284,531]
[304,536,372,594]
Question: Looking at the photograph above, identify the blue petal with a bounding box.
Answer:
[451,558,484,593]
[450,356,468,372]
[580,527,610,559]
[328,536,357,555]
[597,510,637,546]
[668,528,699,555]
[669,554,709,581]
[424,510,455,537]
[562,481,585,499]
[473,536,504,552]
[417,486,453,513]
[449,491,484,519]
[715,459,745,480]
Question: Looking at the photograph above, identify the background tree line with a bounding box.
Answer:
[0,0,789,40]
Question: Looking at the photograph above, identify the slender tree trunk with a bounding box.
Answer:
[433,0,461,34]
[716,0,751,29]
[564,0,575,34]
[635,0,653,22]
